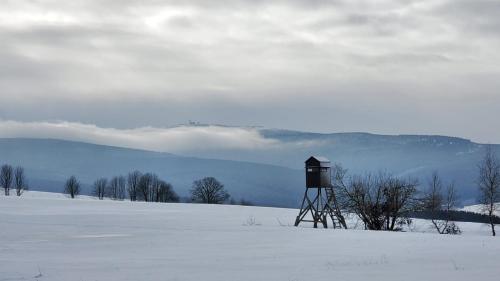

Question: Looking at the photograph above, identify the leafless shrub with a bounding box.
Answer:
[422,172,461,234]
[334,164,418,231]
[243,215,261,226]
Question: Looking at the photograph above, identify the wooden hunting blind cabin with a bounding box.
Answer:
[305,156,331,188]
[295,156,346,229]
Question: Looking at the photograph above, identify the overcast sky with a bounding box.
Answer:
[1,0,499,144]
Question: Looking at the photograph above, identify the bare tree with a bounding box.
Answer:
[423,172,460,234]
[117,175,126,200]
[0,164,13,196]
[107,175,126,200]
[14,166,27,196]
[137,173,154,202]
[149,174,162,202]
[133,172,178,203]
[347,174,387,230]
[334,165,418,231]
[107,177,117,199]
[156,181,179,203]
[64,176,80,199]
[424,172,443,231]
[478,146,500,236]
[127,170,142,201]
[92,178,107,200]
[382,175,419,231]
[330,164,350,229]
[442,182,461,234]
[190,177,230,204]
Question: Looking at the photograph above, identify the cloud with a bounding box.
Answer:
[435,0,500,35]
[0,0,499,142]
[2,0,495,101]
[0,120,280,153]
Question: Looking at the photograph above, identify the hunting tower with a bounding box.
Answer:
[294,156,346,229]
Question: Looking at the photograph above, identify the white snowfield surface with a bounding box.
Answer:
[1,192,499,281]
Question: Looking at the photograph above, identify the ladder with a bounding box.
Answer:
[324,185,345,229]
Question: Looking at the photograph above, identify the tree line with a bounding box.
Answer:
[0,164,28,196]
[410,210,500,225]
[1,163,235,205]
[63,172,231,205]
[330,145,500,236]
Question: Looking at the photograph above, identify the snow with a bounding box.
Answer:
[462,203,500,216]
[1,191,499,281]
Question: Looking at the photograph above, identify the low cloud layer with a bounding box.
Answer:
[0,120,280,153]
[1,0,499,142]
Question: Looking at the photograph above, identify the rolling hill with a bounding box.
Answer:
[1,130,498,206]
[179,129,500,205]
[0,138,303,207]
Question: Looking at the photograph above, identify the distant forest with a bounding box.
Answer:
[411,210,500,224]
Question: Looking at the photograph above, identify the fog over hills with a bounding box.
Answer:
[1,128,498,206]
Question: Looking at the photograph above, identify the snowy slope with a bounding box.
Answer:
[1,192,499,281]
[462,204,500,216]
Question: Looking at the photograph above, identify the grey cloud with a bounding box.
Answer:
[349,52,452,66]
[0,0,499,143]
[434,0,500,36]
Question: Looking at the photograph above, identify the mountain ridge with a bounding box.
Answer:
[1,130,498,206]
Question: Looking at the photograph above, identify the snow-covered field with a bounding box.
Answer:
[1,192,499,281]
[462,203,500,216]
